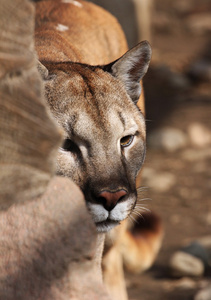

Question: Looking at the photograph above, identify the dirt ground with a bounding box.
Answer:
[125,1,211,299]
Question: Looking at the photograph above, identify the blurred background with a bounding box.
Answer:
[90,0,211,299]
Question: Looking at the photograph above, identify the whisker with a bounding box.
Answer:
[128,215,133,224]
[128,215,134,225]
[136,202,150,205]
[129,214,139,225]
[137,186,148,189]
[135,206,151,213]
[135,203,150,210]
[132,210,142,216]
[136,198,152,202]
[137,186,149,192]
[131,212,145,223]
[132,211,144,220]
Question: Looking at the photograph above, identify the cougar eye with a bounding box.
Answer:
[120,135,134,148]
[62,139,81,156]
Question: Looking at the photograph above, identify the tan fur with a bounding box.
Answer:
[120,212,163,273]
[35,0,128,64]
[35,1,163,299]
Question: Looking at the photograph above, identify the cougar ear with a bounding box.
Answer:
[104,41,152,104]
[37,60,49,80]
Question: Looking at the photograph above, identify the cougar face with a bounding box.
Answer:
[41,42,151,232]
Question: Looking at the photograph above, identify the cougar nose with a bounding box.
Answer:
[98,189,127,211]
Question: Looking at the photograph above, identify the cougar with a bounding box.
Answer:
[35,1,163,299]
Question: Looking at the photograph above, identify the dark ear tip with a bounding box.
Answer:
[139,40,151,49]
[140,40,151,47]
[138,40,152,60]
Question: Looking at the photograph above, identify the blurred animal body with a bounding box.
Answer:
[35,1,163,299]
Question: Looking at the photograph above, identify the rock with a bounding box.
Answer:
[196,236,211,267]
[142,168,176,192]
[170,251,204,277]
[141,167,156,179]
[186,14,211,34]
[170,214,181,225]
[197,236,211,249]
[148,127,188,152]
[175,277,198,290]
[187,123,211,147]
[148,172,176,192]
[163,277,197,292]
[194,286,211,300]
[182,148,211,161]
[188,60,211,82]
[193,161,207,173]
[152,13,173,33]
[205,213,211,226]
[168,72,191,90]
[0,176,111,300]
[173,1,193,14]
[150,64,190,90]
[181,242,210,267]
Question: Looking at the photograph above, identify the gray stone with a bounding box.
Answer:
[188,60,211,82]
[175,277,198,290]
[182,148,211,162]
[170,251,204,277]
[197,236,211,249]
[142,168,176,192]
[188,123,211,147]
[186,14,211,34]
[181,242,209,267]
[0,176,111,300]
[196,236,211,267]
[148,172,176,192]
[173,1,193,14]
[148,127,188,152]
[194,286,211,300]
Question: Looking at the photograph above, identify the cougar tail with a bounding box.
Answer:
[120,212,164,273]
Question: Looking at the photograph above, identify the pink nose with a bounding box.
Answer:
[98,189,127,211]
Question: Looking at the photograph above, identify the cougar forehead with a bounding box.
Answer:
[45,63,145,140]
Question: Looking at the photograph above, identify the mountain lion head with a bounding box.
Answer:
[39,41,151,232]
